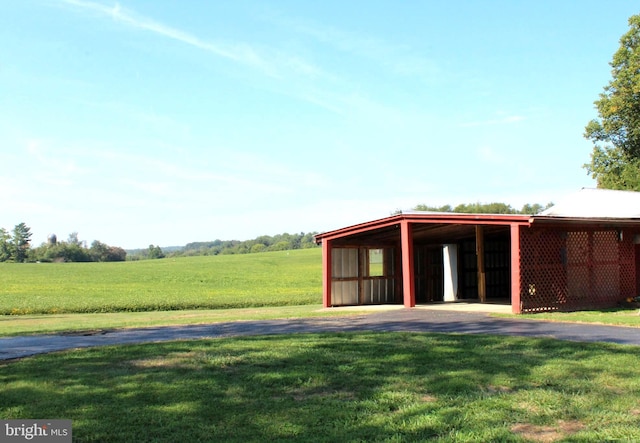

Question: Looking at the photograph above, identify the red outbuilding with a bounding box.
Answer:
[314,189,640,313]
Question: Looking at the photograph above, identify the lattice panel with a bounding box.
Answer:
[520,229,567,312]
[520,227,636,313]
[592,231,620,300]
[619,230,636,299]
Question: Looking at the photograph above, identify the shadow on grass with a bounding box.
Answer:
[1,332,640,442]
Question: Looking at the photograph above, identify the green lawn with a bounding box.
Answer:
[496,307,640,327]
[0,249,322,315]
[0,305,375,337]
[2,332,639,442]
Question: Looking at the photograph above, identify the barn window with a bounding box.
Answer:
[367,248,384,277]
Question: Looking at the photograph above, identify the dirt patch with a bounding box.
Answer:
[485,384,513,393]
[511,423,559,442]
[557,420,585,434]
[127,351,203,369]
[517,401,541,415]
[290,388,357,402]
[511,420,585,442]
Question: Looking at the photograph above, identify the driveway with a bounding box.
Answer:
[1,308,639,361]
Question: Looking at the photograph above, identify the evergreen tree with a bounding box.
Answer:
[11,222,32,262]
[0,228,11,262]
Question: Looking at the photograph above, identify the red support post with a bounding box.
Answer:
[322,239,332,308]
[400,220,416,308]
[510,224,522,314]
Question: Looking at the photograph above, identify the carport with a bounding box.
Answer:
[314,189,640,314]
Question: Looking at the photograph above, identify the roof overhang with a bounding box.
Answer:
[314,212,640,246]
[314,213,531,246]
[530,216,640,229]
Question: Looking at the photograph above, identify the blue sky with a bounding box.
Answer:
[1,1,638,249]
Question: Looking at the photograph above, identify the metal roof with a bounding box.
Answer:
[314,189,640,245]
[540,188,640,219]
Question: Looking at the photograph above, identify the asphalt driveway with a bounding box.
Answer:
[1,308,639,361]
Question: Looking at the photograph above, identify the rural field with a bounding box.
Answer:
[3,248,640,441]
[0,248,323,315]
[2,247,640,336]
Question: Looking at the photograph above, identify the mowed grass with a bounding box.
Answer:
[0,305,378,337]
[0,249,322,315]
[497,308,640,327]
[2,332,640,442]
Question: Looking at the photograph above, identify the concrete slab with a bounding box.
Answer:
[319,305,405,312]
[322,302,512,314]
[415,302,513,314]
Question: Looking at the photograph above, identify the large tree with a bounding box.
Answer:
[0,228,11,262]
[584,14,640,189]
[11,222,32,262]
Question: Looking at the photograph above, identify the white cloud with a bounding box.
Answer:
[476,146,505,164]
[25,139,84,180]
[63,0,266,68]
[460,115,525,127]
[61,0,336,83]
[267,13,440,81]
[61,1,440,120]
[59,0,362,118]
[8,137,332,216]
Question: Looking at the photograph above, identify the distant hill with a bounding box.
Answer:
[127,232,319,260]
[126,246,183,255]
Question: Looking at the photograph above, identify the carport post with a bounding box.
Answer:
[475,226,486,303]
[400,220,416,308]
[510,224,522,314]
[322,239,332,308]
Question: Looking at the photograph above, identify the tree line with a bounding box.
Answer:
[0,224,319,263]
[166,232,319,258]
[410,202,553,215]
[126,232,320,260]
[0,224,126,263]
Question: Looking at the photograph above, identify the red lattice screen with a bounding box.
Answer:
[520,227,636,312]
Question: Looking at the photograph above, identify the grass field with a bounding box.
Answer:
[2,246,640,335]
[0,305,375,337]
[0,249,322,315]
[498,308,640,327]
[2,332,640,442]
